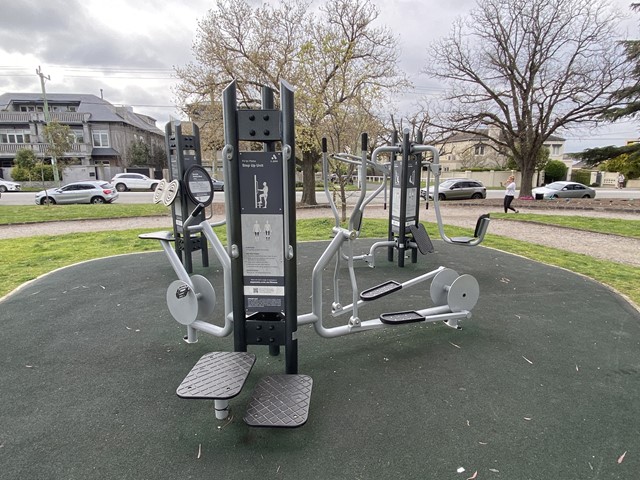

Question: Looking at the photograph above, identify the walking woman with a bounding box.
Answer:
[503,175,518,213]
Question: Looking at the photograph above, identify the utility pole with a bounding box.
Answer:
[36,66,60,186]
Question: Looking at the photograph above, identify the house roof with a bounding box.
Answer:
[91,147,121,157]
[443,128,565,144]
[0,93,163,136]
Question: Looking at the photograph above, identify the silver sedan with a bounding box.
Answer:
[532,181,596,199]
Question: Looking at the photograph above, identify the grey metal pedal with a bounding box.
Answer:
[409,223,434,254]
[380,310,425,325]
[177,352,256,400]
[244,374,313,428]
[360,280,402,301]
[138,231,175,242]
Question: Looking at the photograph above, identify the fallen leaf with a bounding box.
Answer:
[489,468,499,473]
[618,451,627,464]
[522,355,533,365]
[449,341,461,349]
[524,417,532,421]
[197,443,201,459]
[467,471,478,479]
[457,467,466,473]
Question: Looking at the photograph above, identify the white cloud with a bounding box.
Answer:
[0,0,637,149]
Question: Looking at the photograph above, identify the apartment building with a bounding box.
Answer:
[0,93,165,182]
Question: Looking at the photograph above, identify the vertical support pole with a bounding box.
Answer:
[223,81,248,353]
[411,130,423,264]
[398,128,411,267]
[387,130,398,263]
[281,80,298,375]
[262,86,281,358]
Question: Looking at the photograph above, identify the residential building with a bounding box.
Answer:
[436,128,566,172]
[0,93,165,182]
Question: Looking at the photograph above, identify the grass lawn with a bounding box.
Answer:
[492,212,640,238]
[0,215,638,307]
[0,204,169,225]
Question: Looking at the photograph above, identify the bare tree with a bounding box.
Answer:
[174,0,408,204]
[424,0,631,196]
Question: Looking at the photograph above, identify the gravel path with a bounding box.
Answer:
[1,204,638,267]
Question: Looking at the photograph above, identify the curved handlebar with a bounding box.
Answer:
[413,145,489,246]
[183,203,205,229]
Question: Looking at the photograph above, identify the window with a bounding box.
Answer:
[68,106,77,112]
[474,144,485,155]
[92,131,110,148]
[552,145,561,156]
[0,130,30,144]
[70,130,84,144]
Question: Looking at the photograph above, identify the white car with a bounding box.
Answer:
[35,181,119,205]
[0,179,22,192]
[110,173,159,192]
[532,181,597,199]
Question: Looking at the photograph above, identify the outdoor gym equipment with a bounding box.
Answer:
[164,123,209,273]
[323,129,491,270]
[141,80,489,428]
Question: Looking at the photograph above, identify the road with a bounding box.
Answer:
[1,188,638,205]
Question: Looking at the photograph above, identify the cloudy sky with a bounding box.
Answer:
[1,0,638,152]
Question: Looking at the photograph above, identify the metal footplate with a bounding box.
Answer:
[380,310,426,325]
[138,231,175,242]
[360,280,402,301]
[244,374,313,428]
[176,352,256,399]
[408,223,434,254]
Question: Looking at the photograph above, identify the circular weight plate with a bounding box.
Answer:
[430,268,459,306]
[152,179,167,204]
[191,274,216,320]
[163,180,180,207]
[184,165,214,207]
[166,280,198,325]
[447,274,480,312]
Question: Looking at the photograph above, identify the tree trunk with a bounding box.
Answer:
[519,160,536,198]
[300,152,317,205]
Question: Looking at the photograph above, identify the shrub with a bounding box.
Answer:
[571,169,591,185]
[544,160,568,182]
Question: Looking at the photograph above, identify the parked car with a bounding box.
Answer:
[211,177,224,191]
[532,181,596,199]
[420,179,486,201]
[35,181,119,205]
[110,173,159,192]
[0,179,21,192]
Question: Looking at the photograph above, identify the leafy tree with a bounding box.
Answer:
[601,153,640,179]
[174,0,408,205]
[544,159,568,183]
[571,4,640,177]
[424,0,631,196]
[14,148,37,170]
[128,139,151,166]
[43,120,72,183]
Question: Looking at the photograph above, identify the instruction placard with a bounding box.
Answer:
[391,157,419,233]
[239,151,285,312]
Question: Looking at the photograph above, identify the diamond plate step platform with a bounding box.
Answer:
[360,280,402,301]
[380,310,425,325]
[409,223,434,254]
[177,352,256,400]
[244,374,313,428]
